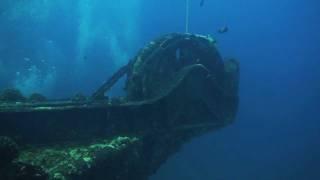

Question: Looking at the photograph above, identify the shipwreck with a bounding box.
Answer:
[0,33,239,180]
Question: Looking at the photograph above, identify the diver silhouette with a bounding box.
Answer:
[200,0,205,7]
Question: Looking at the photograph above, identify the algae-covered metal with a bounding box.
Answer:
[0,33,239,180]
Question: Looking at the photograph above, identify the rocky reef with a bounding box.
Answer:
[0,33,239,180]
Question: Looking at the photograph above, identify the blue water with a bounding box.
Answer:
[0,0,319,179]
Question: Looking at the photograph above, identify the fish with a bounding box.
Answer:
[200,0,205,7]
[218,26,229,34]
[24,57,31,62]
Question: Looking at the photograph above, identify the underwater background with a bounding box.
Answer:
[0,0,319,179]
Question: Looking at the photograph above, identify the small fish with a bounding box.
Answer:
[200,0,205,7]
[24,57,31,62]
[218,26,229,34]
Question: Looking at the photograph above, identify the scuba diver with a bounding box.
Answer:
[200,0,205,7]
[198,0,229,34]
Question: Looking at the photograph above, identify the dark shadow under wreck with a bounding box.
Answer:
[0,33,240,180]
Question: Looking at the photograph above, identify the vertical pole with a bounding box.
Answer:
[185,0,189,33]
